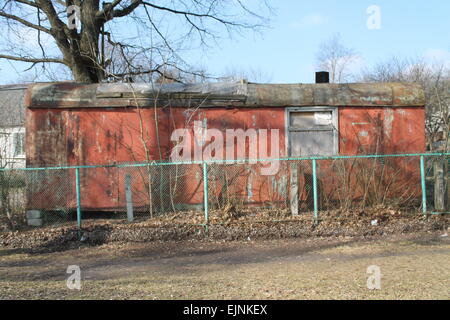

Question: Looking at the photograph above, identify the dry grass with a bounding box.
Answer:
[0,233,449,300]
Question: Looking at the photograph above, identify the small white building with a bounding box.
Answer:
[0,85,27,169]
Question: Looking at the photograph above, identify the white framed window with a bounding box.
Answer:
[287,107,338,156]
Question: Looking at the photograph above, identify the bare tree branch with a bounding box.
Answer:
[110,0,142,20]
[0,0,270,83]
[0,9,51,33]
[12,0,39,9]
[316,33,358,83]
[0,54,66,64]
[143,1,245,27]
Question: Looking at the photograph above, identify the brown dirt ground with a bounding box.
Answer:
[0,208,449,300]
[0,232,449,300]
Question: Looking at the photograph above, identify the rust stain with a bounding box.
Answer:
[24,82,426,211]
[27,82,426,109]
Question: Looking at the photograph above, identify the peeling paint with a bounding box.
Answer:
[28,82,426,108]
[96,128,102,153]
[251,114,257,127]
[384,109,394,139]
[24,84,426,212]
[358,131,369,137]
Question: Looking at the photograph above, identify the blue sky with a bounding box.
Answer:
[189,0,450,83]
[1,0,449,84]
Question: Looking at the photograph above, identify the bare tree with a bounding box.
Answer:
[316,33,358,83]
[219,66,273,83]
[360,56,450,151]
[0,0,271,83]
[360,56,434,83]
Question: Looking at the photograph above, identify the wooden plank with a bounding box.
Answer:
[434,160,447,212]
[125,174,134,222]
[290,163,299,216]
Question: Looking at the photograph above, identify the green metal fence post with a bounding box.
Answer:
[75,168,82,237]
[420,155,427,215]
[203,162,209,232]
[312,159,319,224]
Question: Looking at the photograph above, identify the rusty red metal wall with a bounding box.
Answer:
[338,107,426,154]
[25,104,425,211]
[25,107,288,210]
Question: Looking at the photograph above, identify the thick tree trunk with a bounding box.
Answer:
[70,56,101,83]
[67,0,104,83]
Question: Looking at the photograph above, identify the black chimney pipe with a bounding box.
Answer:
[316,71,330,84]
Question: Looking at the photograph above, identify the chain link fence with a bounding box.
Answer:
[0,153,448,232]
